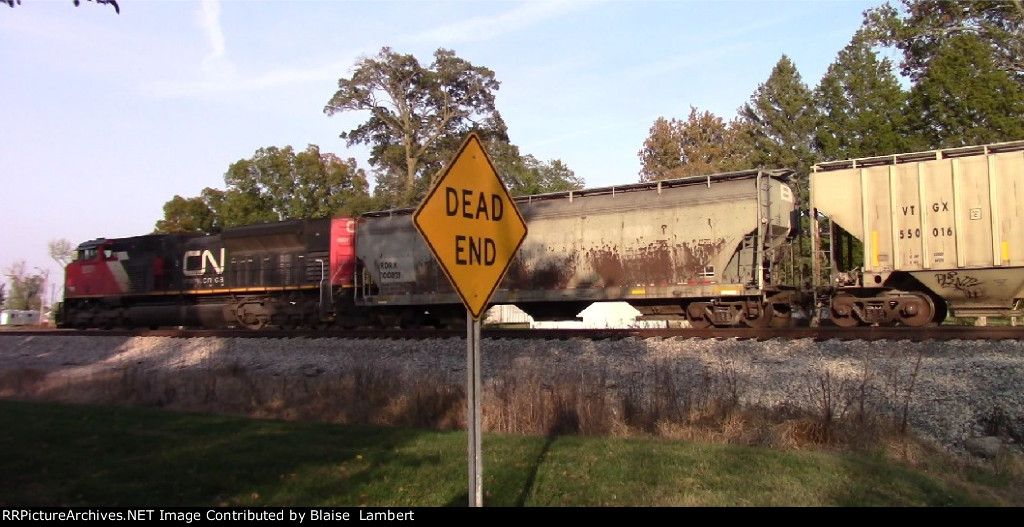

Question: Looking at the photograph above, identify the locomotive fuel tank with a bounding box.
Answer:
[356,169,798,326]
[811,140,1024,324]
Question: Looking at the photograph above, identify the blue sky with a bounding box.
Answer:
[2,0,878,299]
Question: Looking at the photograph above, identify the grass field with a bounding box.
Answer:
[0,399,1020,507]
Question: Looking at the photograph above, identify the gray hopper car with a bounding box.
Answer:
[355,169,800,328]
[810,140,1024,326]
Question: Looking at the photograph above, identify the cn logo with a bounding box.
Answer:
[183,248,225,276]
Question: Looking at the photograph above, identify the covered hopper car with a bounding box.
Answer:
[359,168,799,328]
[58,168,800,330]
[811,140,1024,326]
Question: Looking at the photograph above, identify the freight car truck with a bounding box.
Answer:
[355,169,801,329]
[810,140,1024,326]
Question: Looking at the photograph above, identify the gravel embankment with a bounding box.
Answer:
[1,334,1022,458]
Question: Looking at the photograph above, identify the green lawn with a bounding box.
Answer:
[0,400,1018,507]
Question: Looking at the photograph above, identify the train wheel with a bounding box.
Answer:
[897,293,935,327]
[687,316,712,329]
[829,295,861,327]
[769,306,795,328]
[238,318,267,330]
[741,302,774,328]
[685,303,712,329]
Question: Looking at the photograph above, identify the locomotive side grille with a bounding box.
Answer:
[306,251,329,282]
[126,263,147,293]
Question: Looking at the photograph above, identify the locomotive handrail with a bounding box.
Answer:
[316,258,330,311]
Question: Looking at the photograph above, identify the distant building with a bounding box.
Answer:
[0,310,41,326]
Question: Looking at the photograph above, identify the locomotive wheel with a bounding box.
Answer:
[829,295,861,327]
[741,302,774,328]
[235,310,269,330]
[897,294,935,327]
[240,319,268,331]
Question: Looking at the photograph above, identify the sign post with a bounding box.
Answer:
[413,132,527,507]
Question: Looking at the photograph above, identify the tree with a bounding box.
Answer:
[905,33,1024,149]
[637,117,685,182]
[638,107,755,182]
[814,36,911,161]
[324,47,506,208]
[3,261,46,311]
[738,55,819,190]
[860,0,1023,87]
[153,188,224,234]
[155,145,373,232]
[3,0,120,13]
[48,239,75,269]
[485,140,584,196]
[221,145,371,225]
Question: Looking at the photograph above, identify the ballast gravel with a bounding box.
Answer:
[0,334,1021,458]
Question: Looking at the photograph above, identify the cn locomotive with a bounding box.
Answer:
[56,139,1024,330]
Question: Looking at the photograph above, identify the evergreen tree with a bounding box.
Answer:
[860,0,1023,88]
[907,33,1024,148]
[738,55,820,193]
[814,36,911,161]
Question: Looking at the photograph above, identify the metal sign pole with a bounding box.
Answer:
[467,310,483,507]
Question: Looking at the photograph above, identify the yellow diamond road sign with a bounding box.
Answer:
[413,133,528,320]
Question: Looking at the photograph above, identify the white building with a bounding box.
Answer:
[0,310,41,326]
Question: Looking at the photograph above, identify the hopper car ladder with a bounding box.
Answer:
[738,171,775,290]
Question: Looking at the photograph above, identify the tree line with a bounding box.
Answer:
[634,1,1023,286]
[639,0,1024,187]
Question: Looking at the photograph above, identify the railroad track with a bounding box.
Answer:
[3,325,1023,341]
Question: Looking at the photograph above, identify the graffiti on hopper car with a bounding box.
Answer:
[935,271,983,298]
